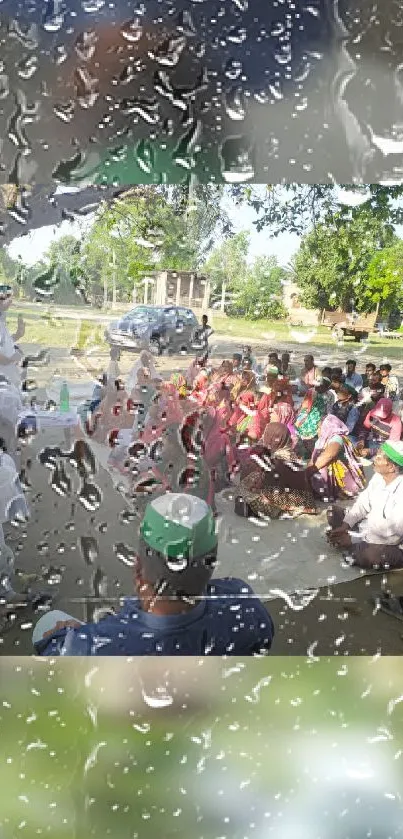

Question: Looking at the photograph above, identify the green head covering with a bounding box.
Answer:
[139,493,218,597]
[381,441,403,468]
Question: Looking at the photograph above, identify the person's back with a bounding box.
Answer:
[33,577,274,656]
[33,493,274,656]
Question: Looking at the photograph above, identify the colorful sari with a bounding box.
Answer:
[190,369,211,406]
[295,390,326,441]
[237,423,317,519]
[170,372,188,398]
[311,415,366,500]
[229,390,258,437]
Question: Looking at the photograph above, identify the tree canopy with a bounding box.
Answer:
[293,212,397,313]
[12,186,233,305]
[231,184,403,236]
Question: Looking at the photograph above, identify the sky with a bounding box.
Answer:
[7,194,301,268]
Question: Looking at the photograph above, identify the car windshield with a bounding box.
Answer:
[126,307,155,321]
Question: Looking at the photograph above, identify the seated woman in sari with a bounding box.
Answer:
[190,367,212,406]
[185,352,208,389]
[357,397,402,459]
[140,381,191,444]
[230,367,255,402]
[294,388,327,458]
[200,407,236,495]
[125,350,160,394]
[249,368,295,441]
[210,359,234,385]
[211,382,233,428]
[170,372,188,398]
[205,361,235,407]
[228,371,258,441]
[307,415,366,502]
[128,420,213,520]
[235,423,317,520]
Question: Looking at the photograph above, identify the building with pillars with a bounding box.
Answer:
[140,270,211,311]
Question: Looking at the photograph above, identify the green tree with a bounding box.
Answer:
[231,184,403,237]
[0,247,20,286]
[165,184,233,266]
[203,231,249,301]
[82,187,197,305]
[231,255,288,320]
[365,242,403,317]
[293,213,397,312]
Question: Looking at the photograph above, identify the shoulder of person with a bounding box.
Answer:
[208,577,257,598]
[328,434,344,446]
[207,578,274,627]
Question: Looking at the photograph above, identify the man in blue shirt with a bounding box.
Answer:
[332,384,360,440]
[32,493,274,656]
[344,360,363,393]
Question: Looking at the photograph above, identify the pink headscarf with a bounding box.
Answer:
[372,397,393,421]
[272,401,295,426]
[316,414,349,449]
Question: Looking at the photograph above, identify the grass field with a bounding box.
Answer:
[7,304,403,360]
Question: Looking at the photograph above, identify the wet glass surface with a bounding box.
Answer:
[0,1,403,184]
[0,185,403,655]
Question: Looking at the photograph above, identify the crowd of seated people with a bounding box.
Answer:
[29,343,403,653]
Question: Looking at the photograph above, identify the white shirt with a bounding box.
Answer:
[344,473,403,546]
[0,315,21,388]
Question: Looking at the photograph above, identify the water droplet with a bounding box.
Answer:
[42,0,66,33]
[51,463,71,497]
[0,74,9,99]
[91,567,108,598]
[269,588,319,611]
[220,136,255,182]
[74,68,99,109]
[43,566,63,586]
[227,26,247,44]
[141,683,174,709]
[176,10,196,36]
[121,17,143,43]
[79,536,99,565]
[33,266,59,298]
[78,480,102,511]
[53,101,75,124]
[75,30,98,62]
[135,139,155,174]
[114,543,136,567]
[224,59,243,81]
[244,676,272,704]
[81,0,105,12]
[149,36,187,68]
[224,87,246,121]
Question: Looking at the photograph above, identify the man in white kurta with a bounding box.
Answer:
[0,289,24,388]
[327,440,403,570]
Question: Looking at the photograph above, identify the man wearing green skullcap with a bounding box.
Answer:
[327,441,403,570]
[32,493,274,656]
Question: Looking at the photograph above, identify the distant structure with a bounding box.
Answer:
[138,270,211,311]
[282,280,321,326]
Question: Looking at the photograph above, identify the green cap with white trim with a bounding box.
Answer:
[139,494,218,596]
[141,493,217,559]
[381,441,403,468]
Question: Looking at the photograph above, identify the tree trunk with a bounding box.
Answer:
[103,273,108,308]
[220,281,227,313]
[111,249,117,310]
